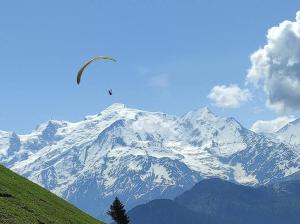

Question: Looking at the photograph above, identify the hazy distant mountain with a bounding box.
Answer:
[129,178,300,224]
[127,199,208,224]
[0,103,300,220]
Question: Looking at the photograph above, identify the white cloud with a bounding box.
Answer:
[148,74,170,88]
[247,11,300,113]
[208,84,251,108]
[251,116,296,133]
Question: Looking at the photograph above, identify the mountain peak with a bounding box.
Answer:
[192,106,215,117]
[196,106,213,116]
[84,103,128,120]
[34,120,67,133]
[181,106,217,122]
[290,118,300,126]
[104,103,126,111]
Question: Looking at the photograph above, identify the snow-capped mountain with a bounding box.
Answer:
[0,103,300,221]
[274,119,300,149]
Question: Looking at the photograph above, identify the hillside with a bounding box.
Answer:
[129,178,300,224]
[0,165,104,224]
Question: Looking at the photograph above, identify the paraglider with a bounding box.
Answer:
[108,89,113,95]
[76,56,116,85]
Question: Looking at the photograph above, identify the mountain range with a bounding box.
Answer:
[0,103,300,221]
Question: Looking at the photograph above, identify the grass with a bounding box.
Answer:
[0,164,105,224]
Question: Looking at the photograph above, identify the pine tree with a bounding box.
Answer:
[107,197,130,224]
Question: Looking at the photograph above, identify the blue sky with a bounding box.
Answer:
[1,0,300,133]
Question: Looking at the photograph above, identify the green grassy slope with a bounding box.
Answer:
[0,165,104,224]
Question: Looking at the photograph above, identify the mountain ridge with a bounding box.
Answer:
[128,178,300,224]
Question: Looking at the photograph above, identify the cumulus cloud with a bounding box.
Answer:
[251,116,296,133]
[148,74,170,88]
[208,84,251,108]
[247,11,300,113]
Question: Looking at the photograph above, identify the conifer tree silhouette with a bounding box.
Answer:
[107,197,130,224]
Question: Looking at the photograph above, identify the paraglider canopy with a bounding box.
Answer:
[76,56,116,85]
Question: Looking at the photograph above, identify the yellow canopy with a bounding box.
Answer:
[77,56,116,85]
